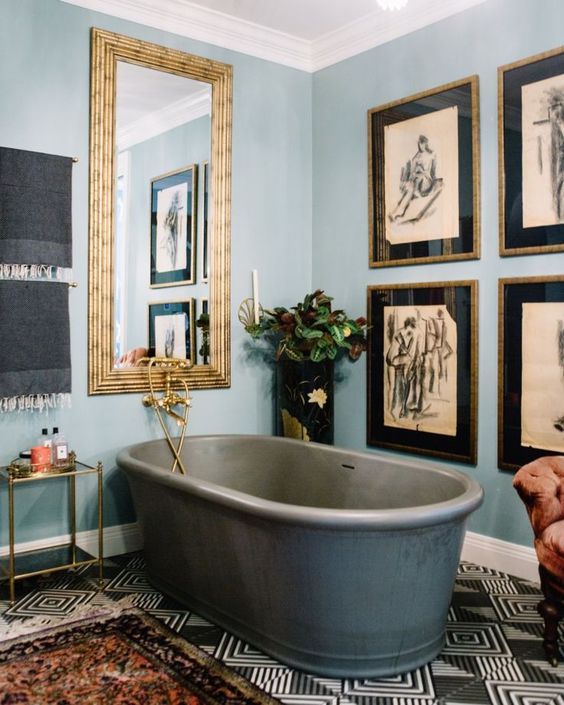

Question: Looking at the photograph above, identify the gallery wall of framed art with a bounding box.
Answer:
[364,41,564,474]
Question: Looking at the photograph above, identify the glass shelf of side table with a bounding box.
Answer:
[0,455,104,605]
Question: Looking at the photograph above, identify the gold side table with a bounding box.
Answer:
[0,454,104,605]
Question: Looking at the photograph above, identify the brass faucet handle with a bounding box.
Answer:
[142,393,155,407]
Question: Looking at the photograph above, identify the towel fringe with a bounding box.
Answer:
[0,264,65,280]
[0,393,72,413]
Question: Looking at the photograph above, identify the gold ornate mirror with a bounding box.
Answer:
[88,28,231,394]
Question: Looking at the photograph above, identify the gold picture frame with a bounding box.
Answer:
[498,46,564,257]
[368,76,480,268]
[498,275,564,470]
[367,280,478,464]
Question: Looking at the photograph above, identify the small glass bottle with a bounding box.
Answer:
[52,427,69,467]
[38,428,53,465]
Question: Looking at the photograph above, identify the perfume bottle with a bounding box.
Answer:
[37,427,53,464]
[52,427,69,467]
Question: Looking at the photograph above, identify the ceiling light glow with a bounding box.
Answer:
[377,0,409,10]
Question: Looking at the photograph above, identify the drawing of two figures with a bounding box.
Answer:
[385,308,453,424]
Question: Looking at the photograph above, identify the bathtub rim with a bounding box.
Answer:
[117,434,484,530]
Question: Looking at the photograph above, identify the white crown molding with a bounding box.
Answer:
[312,0,489,71]
[117,89,211,150]
[61,0,489,73]
[61,0,312,71]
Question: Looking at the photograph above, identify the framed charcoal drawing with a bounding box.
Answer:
[499,47,564,257]
[150,164,197,287]
[148,299,195,362]
[368,76,480,268]
[498,276,564,471]
[367,280,478,463]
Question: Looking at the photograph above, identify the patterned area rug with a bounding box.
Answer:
[0,604,280,705]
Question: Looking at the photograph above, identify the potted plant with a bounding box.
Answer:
[241,290,367,444]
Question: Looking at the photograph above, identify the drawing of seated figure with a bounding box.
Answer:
[388,134,444,225]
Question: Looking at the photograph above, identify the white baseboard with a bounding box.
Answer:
[0,522,142,559]
[461,530,539,583]
[1,524,539,584]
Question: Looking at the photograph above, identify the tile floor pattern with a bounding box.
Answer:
[1,555,563,705]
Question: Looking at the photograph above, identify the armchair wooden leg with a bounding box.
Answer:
[538,565,564,666]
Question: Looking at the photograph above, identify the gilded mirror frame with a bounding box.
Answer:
[88,28,231,394]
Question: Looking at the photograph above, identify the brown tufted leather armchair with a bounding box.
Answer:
[513,456,564,665]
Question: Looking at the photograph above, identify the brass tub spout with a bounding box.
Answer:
[140,357,192,474]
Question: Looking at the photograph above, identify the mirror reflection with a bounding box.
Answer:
[114,63,211,369]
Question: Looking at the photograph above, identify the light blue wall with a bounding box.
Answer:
[0,0,312,544]
[312,0,564,547]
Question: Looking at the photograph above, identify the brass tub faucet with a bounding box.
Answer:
[139,357,192,474]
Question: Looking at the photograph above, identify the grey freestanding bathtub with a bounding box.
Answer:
[117,435,483,678]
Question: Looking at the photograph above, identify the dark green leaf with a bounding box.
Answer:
[297,327,324,339]
[310,346,326,362]
[329,325,345,343]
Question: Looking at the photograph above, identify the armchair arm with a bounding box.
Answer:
[513,456,564,537]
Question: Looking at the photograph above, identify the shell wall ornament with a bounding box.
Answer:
[238,298,263,337]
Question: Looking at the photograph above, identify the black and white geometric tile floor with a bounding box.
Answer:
[1,554,563,705]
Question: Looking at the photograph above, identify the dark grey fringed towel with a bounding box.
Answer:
[0,280,71,411]
[0,147,73,269]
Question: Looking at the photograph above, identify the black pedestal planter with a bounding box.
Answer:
[275,358,334,444]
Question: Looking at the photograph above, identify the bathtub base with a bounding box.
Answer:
[149,571,446,678]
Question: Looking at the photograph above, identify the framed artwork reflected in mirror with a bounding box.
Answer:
[150,165,197,288]
[148,299,195,362]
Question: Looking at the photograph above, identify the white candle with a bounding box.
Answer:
[252,269,260,324]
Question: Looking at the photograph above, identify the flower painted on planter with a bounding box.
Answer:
[308,388,328,408]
